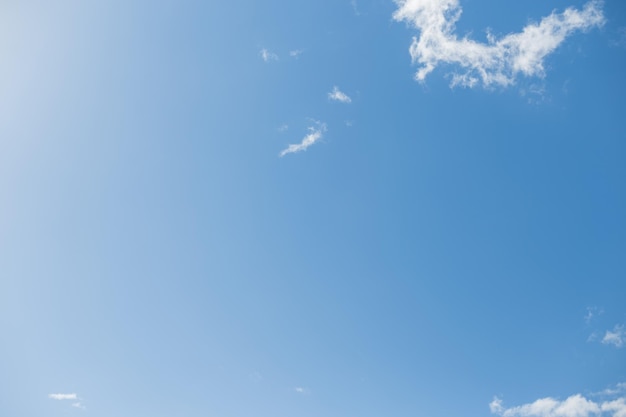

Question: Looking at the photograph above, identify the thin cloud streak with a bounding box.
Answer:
[392,0,605,88]
[49,393,78,401]
[279,122,327,157]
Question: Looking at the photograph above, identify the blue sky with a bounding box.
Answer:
[1,0,625,416]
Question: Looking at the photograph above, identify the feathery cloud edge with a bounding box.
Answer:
[280,122,327,157]
[392,0,605,88]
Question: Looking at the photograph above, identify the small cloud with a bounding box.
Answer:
[277,124,289,132]
[289,49,303,58]
[49,393,78,401]
[490,397,504,414]
[279,121,327,157]
[602,324,626,348]
[260,48,279,62]
[294,387,310,394]
[328,86,352,103]
[49,393,85,410]
[345,120,354,127]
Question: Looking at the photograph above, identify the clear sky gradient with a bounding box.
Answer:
[1,1,625,416]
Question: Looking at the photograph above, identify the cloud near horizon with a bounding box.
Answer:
[490,385,626,417]
[392,0,605,88]
[279,122,327,157]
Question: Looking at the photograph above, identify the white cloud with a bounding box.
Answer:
[49,393,78,401]
[603,399,626,417]
[491,397,506,414]
[279,121,327,157]
[328,86,352,103]
[289,49,303,58]
[491,390,626,417]
[277,124,289,132]
[72,402,86,410]
[597,384,626,398]
[294,387,310,394]
[602,325,626,348]
[392,0,604,88]
[260,48,279,62]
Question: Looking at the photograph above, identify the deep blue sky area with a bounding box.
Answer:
[1,1,625,416]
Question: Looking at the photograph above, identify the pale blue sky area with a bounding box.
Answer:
[1,1,625,416]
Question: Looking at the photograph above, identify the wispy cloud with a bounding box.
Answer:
[392,0,605,88]
[491,387,626,417]
[294,387,310,394]
[49,393,78,401]
[277,124,289,132]
[260,48,279,62]
[595,383,626,398]
[351,0,360,16]
[611,27,626,48]
[328,86,352,103]
[289,49,303,58]
[585,306,603,324]
[72,402,86,410]
[602,324,626,348]
[280,122,327,157]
